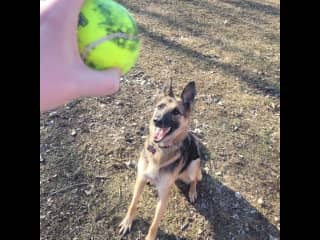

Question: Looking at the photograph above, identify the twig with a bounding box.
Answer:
[48,182,88,196]
[95,173,110,179]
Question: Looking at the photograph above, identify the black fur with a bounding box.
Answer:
[160,157,181,174]
[158,133,200,174]
[179,133,200,173]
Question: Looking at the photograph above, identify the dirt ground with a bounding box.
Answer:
[40,0,280,239]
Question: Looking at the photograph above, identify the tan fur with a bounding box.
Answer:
[119,82,201,240]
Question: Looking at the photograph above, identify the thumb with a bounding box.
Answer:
[75,67,121,97]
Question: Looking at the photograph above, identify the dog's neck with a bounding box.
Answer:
[147,131,189,155]
[147,142,178,155]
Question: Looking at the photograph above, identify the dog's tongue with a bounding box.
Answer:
[154,127,170,142]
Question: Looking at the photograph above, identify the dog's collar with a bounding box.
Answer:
[147,143,176,154]
[147,144,157,154]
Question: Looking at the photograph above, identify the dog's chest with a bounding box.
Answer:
[144,163,160,185]
[139,151,167,185]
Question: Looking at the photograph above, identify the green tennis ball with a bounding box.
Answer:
[77,0,140,74]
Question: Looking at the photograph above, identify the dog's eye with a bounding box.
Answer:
[157,104,165,110]
[172,108,180,115]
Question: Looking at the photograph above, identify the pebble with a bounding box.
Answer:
[235,192,242,199]
[257,197,264,205]
[48,111,58,117]
[232,214,239,220]
[71,129,77,136]
[84,184,94,196]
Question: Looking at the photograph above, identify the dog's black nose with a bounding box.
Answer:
[153,117,162,126]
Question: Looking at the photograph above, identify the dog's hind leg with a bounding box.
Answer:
[187,158,202,203]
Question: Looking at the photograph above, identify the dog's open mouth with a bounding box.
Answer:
[154,127,171,142]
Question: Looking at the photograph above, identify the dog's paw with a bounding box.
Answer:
[189,189,197,203]
[119,216,134,237]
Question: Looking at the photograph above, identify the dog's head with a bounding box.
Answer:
[149,80,196,145]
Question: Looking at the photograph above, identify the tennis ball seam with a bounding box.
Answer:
[81,32,139,61]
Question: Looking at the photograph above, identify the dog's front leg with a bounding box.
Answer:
[145,184,172,240]
[119,175,147,236]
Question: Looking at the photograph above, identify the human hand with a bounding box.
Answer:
[40,0,120,112]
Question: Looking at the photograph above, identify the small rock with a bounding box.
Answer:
[204,166,210,172]
[40,154,44,163]
[84,184,94,196]
[235,192,242,199]
[232,214,239,220]
[233,125,240,131]
[47,198,53,206]
[125,160,135,168]
[71,188,78,194]
[71,129,77,136]
[217,101,223,106]
[194,128,202,135]
[216,171,222,176]
[48,111,58,117]
[40,215,46,220]
[198,228,203,235]
[223,20,229,24]
[257,197,264,205]
[274,216,279,222]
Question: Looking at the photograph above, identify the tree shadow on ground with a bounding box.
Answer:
[138,25,280,98]
[220,0,280,16]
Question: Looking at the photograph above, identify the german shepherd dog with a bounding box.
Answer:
[119,81,203,240]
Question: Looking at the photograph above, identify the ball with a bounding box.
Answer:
[77,0,140,74]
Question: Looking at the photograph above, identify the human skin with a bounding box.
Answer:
[40,0,121,112]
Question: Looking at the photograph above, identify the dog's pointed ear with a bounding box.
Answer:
[154,79,174,102]
[162,79,174,97]
[181,81,196,109]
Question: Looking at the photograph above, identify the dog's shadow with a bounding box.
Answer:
[172,141,280,240]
